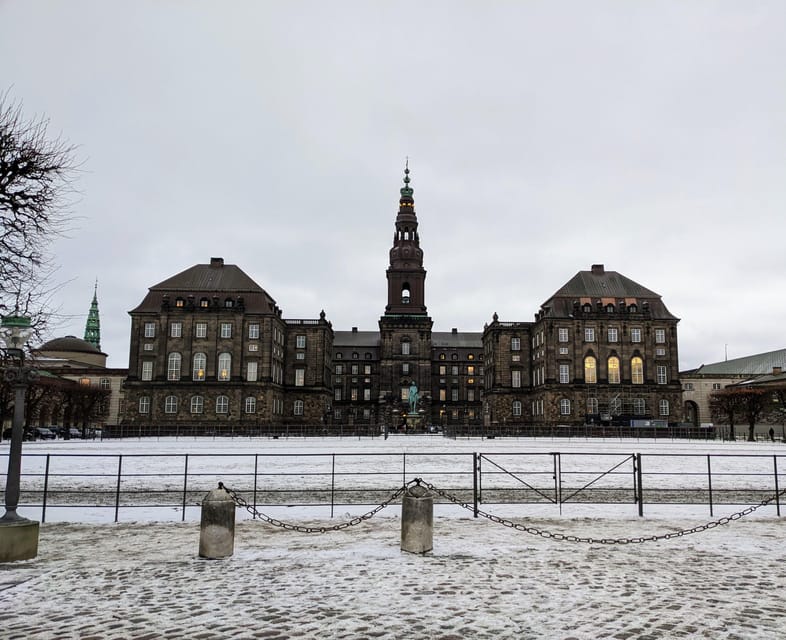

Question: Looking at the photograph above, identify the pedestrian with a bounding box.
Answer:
[769,427,775,442]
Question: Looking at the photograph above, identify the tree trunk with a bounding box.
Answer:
[748,423,756,442]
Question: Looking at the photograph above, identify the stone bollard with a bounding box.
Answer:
[400,483,433,554]
[199,484,235,559]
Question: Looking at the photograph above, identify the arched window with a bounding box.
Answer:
[605,303,615,313]
[608,357,620,384]
[631,357,644,384]
[401,283,411,304]
[245,397,256,414]
[584,356,597,384]
[294,400,304,416]
[628,304,638,313]
[193,353,206,381]
[167,353,181,381]
[582,303,592,313]
[512,401,522,417]
[165,396,178,414]
[401,340,410,355]
[224,298,234,308]
[218,353,231,380]
[200,297,209,308]
[190,396,204,414]
[216,396,229,414]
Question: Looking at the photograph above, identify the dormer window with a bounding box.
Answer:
[200,297,209,308]
[605,304,615,313]
[582,303,592,313]
[224,298,234,308]
[628,304,638,313]
[175,297,185,308]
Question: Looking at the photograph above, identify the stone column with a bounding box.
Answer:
[199,486,235,559]
[400,484,433,554]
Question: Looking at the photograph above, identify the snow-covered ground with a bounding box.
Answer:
[2,437,786,638]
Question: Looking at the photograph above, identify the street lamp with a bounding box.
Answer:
[0,314,40,562]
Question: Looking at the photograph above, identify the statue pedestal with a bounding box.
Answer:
[0,519,39,562]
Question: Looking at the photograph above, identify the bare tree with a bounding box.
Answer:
[710,387,769,442]
[0,91,78,337]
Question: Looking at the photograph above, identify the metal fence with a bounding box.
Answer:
[2,450,783,523]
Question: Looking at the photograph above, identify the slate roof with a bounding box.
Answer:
[690,349,786,376]
[130,258,277,314]
[432,331,483,349]
[333,331,380,347]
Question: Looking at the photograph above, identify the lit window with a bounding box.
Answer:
[79,377,91,387]
[144,322,156,338]
[295,368,305,386]
[247,361,258,382]
[467,365,475,375]
[351,388,358,401]
[587,397,598,414]
[175,297,184,308]
[584,327,595,342]
[512,401,522,417]
[468,354,475,360]
[248,324,260,339]
[245,397,256,414]
[608,357,620,384]
[141,361,153,381]
[439,365,446,376]
[584,356,597,384]
[511,337,521,351]
[631,357,644,384]
[659,399,670,416]
[216,396,229,414]
[294,400,304,416]
[560,399,571,415]
[193,353,206,381]
[220,323,232,339]
[559,364,570,384]
[656,365,668,384]
[558,328,569,343]
[296,335,306,349]
[218,353,231,381]
[195,323,207,338]
[191,396,204,414]
[439,389,446,401]
[170,322,182,338]
[165,396,177,414]
[631,328,641,343]
[200,297,209,308]
[608,327,618,343]
[248,344,259,352]
[439,353,446,360]
[655,329,666,344]
[167,353,181,381]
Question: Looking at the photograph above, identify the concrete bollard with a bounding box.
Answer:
[400,484,433,554]
[199,485,235,559]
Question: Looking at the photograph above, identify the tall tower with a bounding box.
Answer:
[378,163,433,425]
[83,281,101,351]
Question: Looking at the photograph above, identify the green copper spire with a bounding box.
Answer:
[400,158,413,199]
[83,280,101,351]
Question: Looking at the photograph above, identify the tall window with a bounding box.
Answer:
[558,328,569,343]
[467,365,475,375]
[659,399,670,416]
[220,323,232,339]
[141,361,153,381]
[451,365,459,376]
[245,397,256,414]
[512,401,522,417]
[296,335,306,349]
[656,365,668,385]
[218,353,231,381]
[402,363,410,375]
[193,353,206,381]
[216,396,229,414]
[584,356,597,384]
[191,396,204,414]
[165,396,178,414]
[587,397,598,414]
[631,328,642,343]
[335,364,343,375]
[451,388,459,402]
[138,396,150,414]
[439,389,446,402]
[559,364,570,384]
[512,370,521,388]
[467,389,475,402]
[170,322,182,338]
[607,327,618,343]
[167,353,181,381]
[295,368,305,386]
[144,322,156,338]
[401,340,410,355]
[248,323,260,339]
[631,357,644,384]
[608,357,620,384]
[334,388,342,401]
[247,361,258,382]
[633,398,646,415]
[195,322,207,338]
[294,400,304,416]
[511,337,521,351]
[559,399,571,415]
[584,327,595,342]
[655,329,666,344]
[364,388,371,401]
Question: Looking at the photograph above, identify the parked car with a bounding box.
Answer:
[67,428,82,439]
[2,427,36,441]
[34,427,56,440]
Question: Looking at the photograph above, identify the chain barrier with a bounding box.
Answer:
[219,480,418,534]
[417,478,786,545]
[219,478,785,544]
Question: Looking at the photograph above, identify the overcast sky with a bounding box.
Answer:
[1,1,784,370]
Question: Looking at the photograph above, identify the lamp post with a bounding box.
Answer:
[0,314,40,561]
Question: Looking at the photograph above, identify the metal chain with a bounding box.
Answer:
[219,480,415,534]
[417,479,786,544]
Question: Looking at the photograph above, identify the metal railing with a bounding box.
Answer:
[1,450,783,523]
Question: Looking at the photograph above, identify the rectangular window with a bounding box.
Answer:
[248,343,258,352]
[560,399,571,415]
[351,364,359,375]
[144,322,156,338]
[439,389,446,402]
[584,327,595,342]
[100,378,111,390]
[334,388,342,401]
[245,397,256,414]
[141,361,153,381]
[683,382,694,391]
[558,347,569,355]
[401,341,410,355]
[138,397,150,414]
[512,354,521,362]
[558,328,569,343]
[467,389,475,402]
[335,364,343,375]
[363,388,371,401]
[633,398,646,415]
[247,361,258,382]
[248,324,260,339]
[402,363,410,375]
[655,347,666,357]
[712,383,722,390]
[467,365,475,375]
[656,365,668,384]
[165,396,177,414]
[659,400,670,416]
[170,322,182,338]
[143,343,154,351]
[608,327,618,343]
[559,364,570,384]
[631,328,642,343]
[190,396,203,414]
[512,370,521,388]
[364,364,372,375]
[451,388,459,402]
[655,329,666,344]
[511,337,521,351]
[439,365,446,376]
[512,401,522,417]
[294,400,304,416]
[296,352,305,360]
[296,335,306,349]
[451,365,459,376]
[295,368,305,386]
[220,323,232,339]
[351,388,358,401]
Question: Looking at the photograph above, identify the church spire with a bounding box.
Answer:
[83,280,101,351]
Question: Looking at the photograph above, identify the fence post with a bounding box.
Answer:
[473,452,479,518]
[706,455,714,517]
[636,453,644,517]
[253,454,259,513]
[41,454,50,524]
[553,453,562,514]
[774,456,781,517]
[402,452,407,486]
[331,454,336,519]
[114,454,123,523]
[182,454,189,522]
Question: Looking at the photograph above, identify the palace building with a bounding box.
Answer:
[122,167,682,431]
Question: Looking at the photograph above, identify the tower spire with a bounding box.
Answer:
[83,280,101,351]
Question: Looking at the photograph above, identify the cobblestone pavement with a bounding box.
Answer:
[0,516,784,639]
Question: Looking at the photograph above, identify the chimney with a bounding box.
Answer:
[452,328,458,334]
[591,264,605,275]
[210,257,224,267]
[352,327,358,333]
